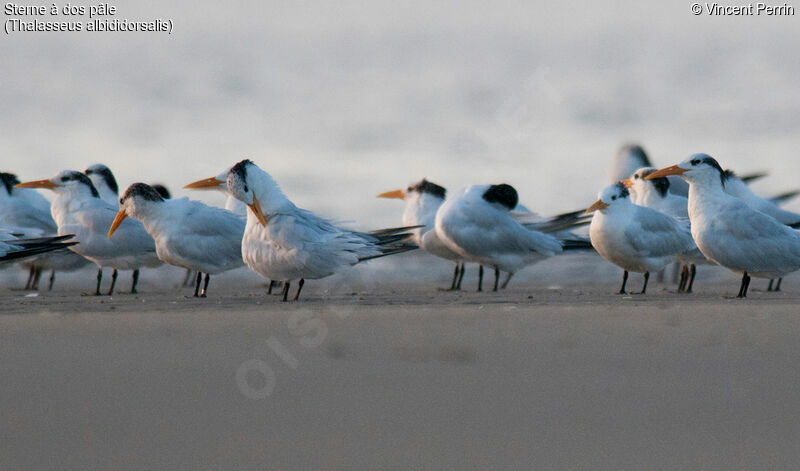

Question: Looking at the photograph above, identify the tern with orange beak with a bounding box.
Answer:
[624,168,714,293]
[16,171,160,295]
[378,179,469,290]
[0,172,90,290]
[587,182,694,294]
[110,183,245,297]
[225,159,418,301]
[648,154,800,298]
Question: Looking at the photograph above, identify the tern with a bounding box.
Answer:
[623,167,714,293]
[16,171,161,295]
[109,183,245,297]
[434,183,591,292]
[225,159,418,301]
[0,172,91,289]
[648,154,800,298]
[609,144,689,197]
[587,182,695,294]
[378,179,470,291]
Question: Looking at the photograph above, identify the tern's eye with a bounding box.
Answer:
[243,185,248,193]
[611,196,617,200]
[634,175,639,179]
[691,159,700,165]
[61,176,69,182]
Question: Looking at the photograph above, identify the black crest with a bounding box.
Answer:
[60,171,100,198]
[151,184,171,199]
[408,179,446,199]
[0,172,20,196]
[85,165,119,196]
[636,168,669,197]
[230,159,253,182]
[689,154,726,186]
[482,184,518,210]
[121,183,164,203]
[614,181,630,199]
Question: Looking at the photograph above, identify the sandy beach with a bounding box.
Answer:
[2,256,800,470]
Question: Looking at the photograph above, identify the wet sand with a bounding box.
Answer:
[2,259,800,469]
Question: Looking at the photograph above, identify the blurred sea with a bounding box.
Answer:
[3,0,800,229]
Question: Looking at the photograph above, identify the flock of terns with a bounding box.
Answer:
[2,144,800,301]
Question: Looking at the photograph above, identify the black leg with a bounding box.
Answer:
[450,263,459,290]
[686,264,696,293]
[107,269,118,295]
[201,273,210,297]
[31,267,42,290]
[493,267,500,292]
[25,265,35,290]
[478,266,484,292]
[95,268,103,296]
[776,278,783,292]
[268,280,276,295]
[619,270,629,295]
[456,263,465,290]
[640,272,650,294]
[501,272,514,289]
[182,269,191,287]
[737,272,750,298]
[678,265,688,292]
[293,278,305,301]
[281,281,291,302]
[48,270,55,291]
[193,271,202,297]
[131,269,140,294]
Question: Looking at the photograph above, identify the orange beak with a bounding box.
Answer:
[621,179,633,188]
[183,176,225,190]
[15,179,57,190]
[646,165,687,180]
[585,200,609,214]
[107,210,127,238]
[248,195,268,226]
[377,189,406,200]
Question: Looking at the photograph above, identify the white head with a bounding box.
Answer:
[647,153,726,188]
[16,170,101,200]
[622,167,671,202]
[108,183,166,237]
[377,178,447,228]
[226,159,287,226]
[586,182,632,214]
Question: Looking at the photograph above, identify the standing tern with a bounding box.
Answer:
[648,154,800,298]
[16,171,161,295]
[587,182,695,294]
[0,172,90,289]
[109,183,245,297]
[378,179,469,290]
[434,183,590,292]
[623,167,714,293]
[225,159,417,301]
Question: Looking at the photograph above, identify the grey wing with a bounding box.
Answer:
[624,207,694,257]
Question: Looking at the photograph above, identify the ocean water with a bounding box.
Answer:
[3,0,800,231]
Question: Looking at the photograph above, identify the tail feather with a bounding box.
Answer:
[561,238,594,251]
[1,240,78,264]
[740,172,768,184]
[770,190,800,206]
